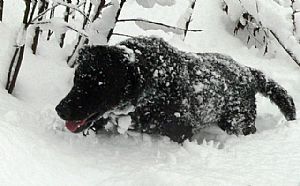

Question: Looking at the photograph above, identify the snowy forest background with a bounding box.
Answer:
[0,0,300,185]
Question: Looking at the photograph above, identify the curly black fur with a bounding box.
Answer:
[56,36,296,143]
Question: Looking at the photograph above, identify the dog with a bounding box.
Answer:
[55,36,296,143]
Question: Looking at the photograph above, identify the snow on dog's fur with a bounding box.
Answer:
[55,37,296,143]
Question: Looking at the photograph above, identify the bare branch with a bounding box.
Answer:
[118,18,203,33]
[269,29,300,67]
[183,0,197,39]
[112,32,135,38]
[31,20,88,37]
[54,0,91,23]
[30,4,59,24]
[30,1,89,25]
[291,0,296,35]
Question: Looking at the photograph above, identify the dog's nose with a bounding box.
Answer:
[55,103,72,120]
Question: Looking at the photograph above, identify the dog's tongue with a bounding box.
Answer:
[65,120,86,133]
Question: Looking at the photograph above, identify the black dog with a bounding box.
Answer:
[56,37,296,143]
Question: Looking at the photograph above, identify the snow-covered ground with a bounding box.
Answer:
[0,0,300,185]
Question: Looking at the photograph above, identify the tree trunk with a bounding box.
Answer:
[47,2,55,41]
[0,0,3,21]
[31,0,47,54]
[28,0,38,23]
[6,46,26,94]
[6,0,31,94]
[59,0,72,48]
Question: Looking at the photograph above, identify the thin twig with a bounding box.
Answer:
[30,1,89,25]
[183,0,197,39]
[245,25,264,46]
[112,32,135,38]
[31,20,88,37]
[118,18,203,32]
[245,20,265,46]
[291,0,296,35]
[30,4,59,24]
[70,1,86,18]
[55,1,91,23]
[82,2,92,29]
[65,25,88,37]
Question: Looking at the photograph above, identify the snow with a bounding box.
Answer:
[193,82,205,93]
[134,18,183,34]
[223,0,300,66]
[87,0,120,45]
[1,0,300,185]
[136,0,175,8]
[117,115,132,134]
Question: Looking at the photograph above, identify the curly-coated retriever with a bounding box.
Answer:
[55,36,296,143]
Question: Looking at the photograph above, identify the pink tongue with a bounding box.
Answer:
[65,120,86,133]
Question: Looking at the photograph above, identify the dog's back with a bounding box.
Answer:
[120,37,255,125]
[118,37,295,140]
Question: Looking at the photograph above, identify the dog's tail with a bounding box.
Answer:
[250,68,296,121]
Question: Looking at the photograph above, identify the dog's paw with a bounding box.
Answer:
[242,125,256,135]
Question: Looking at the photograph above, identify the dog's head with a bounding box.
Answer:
[56,45,138,133]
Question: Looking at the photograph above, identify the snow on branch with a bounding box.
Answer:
[29,0,87,26]
[177,0,197,40]
[31,18,88,38]
[85,0,121,45]
[118,18,202,34]
[223,0,300,67]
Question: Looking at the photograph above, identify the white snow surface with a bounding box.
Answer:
[1,0,300,185]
